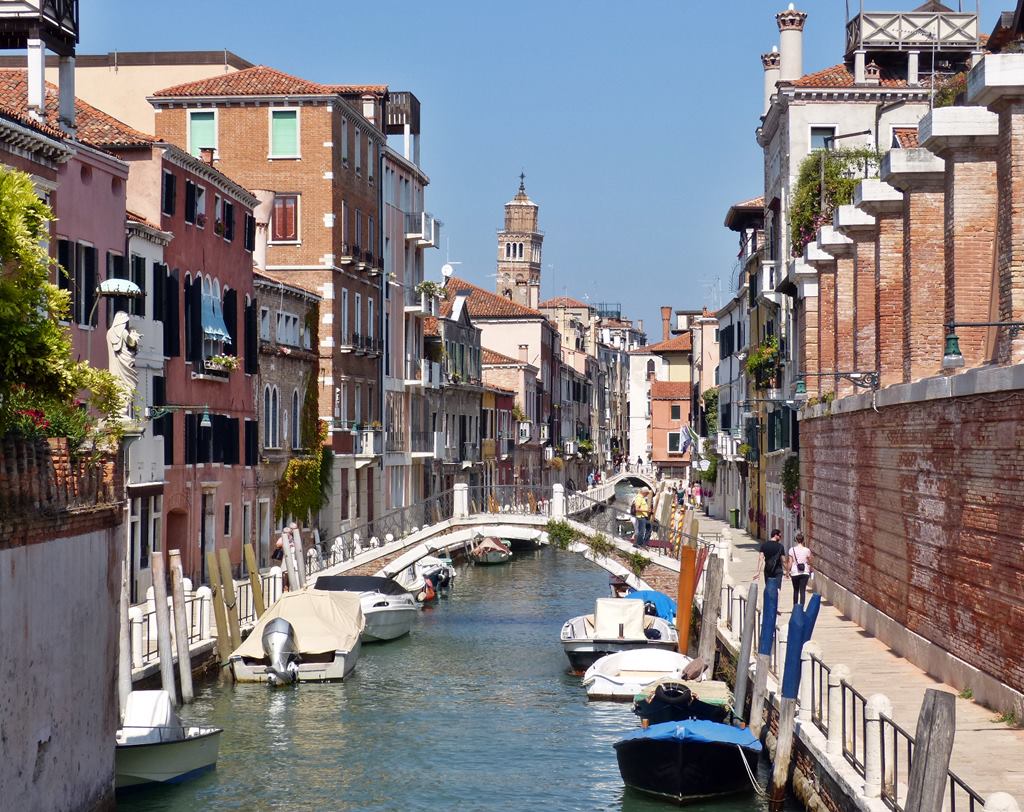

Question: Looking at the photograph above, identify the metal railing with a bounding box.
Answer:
[466,485,552,517]
[810,654,831,734]
[841,680,869,775]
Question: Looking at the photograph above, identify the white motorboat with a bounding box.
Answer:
[229,590,364,684]
[314,575,418,642]
[115,690,221,788]
[560,598,679,674]
[582,649,705,701]
[394,554,457,601]
[469,537,512,565]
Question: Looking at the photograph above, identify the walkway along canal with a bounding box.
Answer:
[118,547,797,812]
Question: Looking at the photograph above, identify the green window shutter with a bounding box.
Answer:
[189,111,216,157]
[271,110,298,157]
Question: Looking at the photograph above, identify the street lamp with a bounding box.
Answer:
[147,404,213,429]
[941,321,1024,369]
[793,371,879,402]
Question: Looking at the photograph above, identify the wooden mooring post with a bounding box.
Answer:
[118,558,131,719]
[769,604,806,810]
[244,543,266,619]
[904,689,957,812]
[748,578,780,738]
[168,550,194,704]
[149,551,178,705]
[676,545,697,655]
[206,551,233,666]
[696,555,724,670]
[733,582,758,721]
[217,548,242,651]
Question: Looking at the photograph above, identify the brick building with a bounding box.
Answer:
[482,347,541,486]
[148,66,388,535]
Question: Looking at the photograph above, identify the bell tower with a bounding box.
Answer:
[496,173,543,309]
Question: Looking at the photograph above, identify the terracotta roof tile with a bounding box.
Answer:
[327,84,388,95]
[893,126,919,148]
[644,333,692,353]
[126,210,161,229]
[0,69,155,147]
[482,348,522,365]
[423,316,440,337]
[539,296,590,309]
[444,276,544,319]
[152,65,336,98]
[651,381,692,400]
[791,63,908,89]
[732,195,764,209]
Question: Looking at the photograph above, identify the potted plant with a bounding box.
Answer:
[415,280,445,300]
[744,335,779,390]
[205,354,240,372]
[214,219,225,236]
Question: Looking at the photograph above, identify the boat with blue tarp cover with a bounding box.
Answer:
[624,588,677,621]
[614,719,762,804]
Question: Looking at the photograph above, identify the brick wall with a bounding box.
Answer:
[802,393,1024,693]
[875,210,905,388]
[852,232,876,376]
[902,180,945,381]
[834,253,855,397]
[817,269,836,395]
[995,103,1024,364]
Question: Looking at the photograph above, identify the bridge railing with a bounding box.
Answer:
[465,485,553,517]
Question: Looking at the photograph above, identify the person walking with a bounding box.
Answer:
[787,532,812,608]
[632,488,653,547]
[753,529,786,593]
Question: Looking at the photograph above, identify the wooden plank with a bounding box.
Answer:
[905,689,957,812]
[206,551,233,666]
[244,543,265,619]
[733,582,759,718]
[697,555,725,668]
[676,546,697,655]
[217,548,241,651]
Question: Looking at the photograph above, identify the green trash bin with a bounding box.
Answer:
[729,508,740,529]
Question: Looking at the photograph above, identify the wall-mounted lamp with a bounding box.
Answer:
[146,405,212,428]
[942,321,1024,370]
[794,370,879,401]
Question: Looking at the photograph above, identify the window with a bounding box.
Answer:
[188,110,217,158]
[342,201,350,247]
[243,213,256,252]
[260,307,270,340]
[184,180,205,226]
[272,194,299,242]
[810,126,836,151]
[367,298,374,341]
[129,254,146,317]
[646,359,655,378]
[368,216,374,254]
[355,209,363,250]
[223,200,235,241]
[130,495,162,573]
[354,383,362,426]
[341,288,349,344]
[341,118,349,163]
[355,292,362,338]
[355,128,362,174]
[223,503,232,537]
[74,242,97,327]
[263,386,280,448]
[367,141,375,181]
[671,404,681,421]
[668,431,682,453]
[161,170,176,216]
[291,389,300,449]
[270,109,299,158]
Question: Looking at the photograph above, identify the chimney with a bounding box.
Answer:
[762,47,781,116]
[907,50,920,86]
[518,344,529,364]
[776,4,808,83]
[26,34,45,121]
[864,60,881,87]
[251,189,276,270]
[57,56,76,134]
[199,147,215,166]
[854,49,866,84]
[660,306,671,342]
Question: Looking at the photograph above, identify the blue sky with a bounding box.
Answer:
[82,1,1000,337]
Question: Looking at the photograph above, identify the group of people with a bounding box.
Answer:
[752,528,813,607]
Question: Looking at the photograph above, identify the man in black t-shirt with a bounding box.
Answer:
[755,529,786,590]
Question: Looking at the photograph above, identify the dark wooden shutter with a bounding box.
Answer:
[107,253,127,320]
[162,172,176,216]
[163,411,175,465]
[198,416,211,464]
[225,417,240,465]
[185,413,197,465]
[183,274,193,360]
[188,277,203,364]
[244,420,257,466]
[84,246,97,326]
[244,298,258,374]
[56,239,72,293]
[164,268,180,358]
[224,202,235,241]
[212,415,224,463]
[152,262,166,323]
[223,288,237,356]
[244,214,255,252]
[185,180,196,223]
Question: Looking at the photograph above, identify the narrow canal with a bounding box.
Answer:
[119,547,797,811]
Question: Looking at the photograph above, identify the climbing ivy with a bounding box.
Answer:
[790,147,881,255]
[702,387,719,437]
[782,454,800,513]
[300,307,320,449]
[276,420,331,522]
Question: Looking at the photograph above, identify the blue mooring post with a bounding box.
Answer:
[802,593,821,648]
[781,604,806,700]
[758,578,780,655]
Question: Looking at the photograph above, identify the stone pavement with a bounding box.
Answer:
[699,513,1024,803]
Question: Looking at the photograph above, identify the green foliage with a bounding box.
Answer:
[702,387,719,437]
[934,72,967,109]
[414,280,446,299]
[623,550,651,579]
[577,438,594,456]
[745,335,779,389]
[996,711,1019,727]
[585,532,614,558]
[959,687,974,700]
[300,309,320,449]
[699,439,719,484]
[738,442,754,459]
[275,421,330,522]
[790,147,881,255]
[0,167,90,431]
[782,454,800,512]
[545,519,577,550]
[512,403,527,422]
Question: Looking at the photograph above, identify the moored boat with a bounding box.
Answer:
[115,690,221,788]
[560,598,679,674]
[228,589,364,684]
[614,719,761,804]
[632,677,733,725]
[469,536,512,565]
[315,575,418,642]
[581,649,705,702]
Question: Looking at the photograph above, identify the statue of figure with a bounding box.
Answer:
[106,310,141,417]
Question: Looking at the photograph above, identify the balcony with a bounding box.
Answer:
[411,430,441,458]
[385,429,407,454]
[404,289,439,318]
[461,441,480,464]
[338,242,355,265]
[404,212,441,248]
[355,428,382,458]
[845,10,977,59]
[404,358,440,388]
[716,431,743,462]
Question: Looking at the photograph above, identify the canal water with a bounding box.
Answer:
[119,547,797,812]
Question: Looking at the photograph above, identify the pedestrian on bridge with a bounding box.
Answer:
[632,488,653,547]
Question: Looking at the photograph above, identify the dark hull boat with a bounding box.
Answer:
[614,719,761,805]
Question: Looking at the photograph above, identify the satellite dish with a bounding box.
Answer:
[441,263,454,278]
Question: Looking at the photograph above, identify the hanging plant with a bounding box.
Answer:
[702,387,719,437]
[512,403,527,422]
[415,280,446,299]
[745,335,779,389]
[782,454,800,512]
[577,438,594,456]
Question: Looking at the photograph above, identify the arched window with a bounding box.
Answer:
[646,359,656,378]
[271,387,280,448]
[518,242,524,259]
[262,386,269,446]
[505,242,511,258]
[292,389,301,448]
